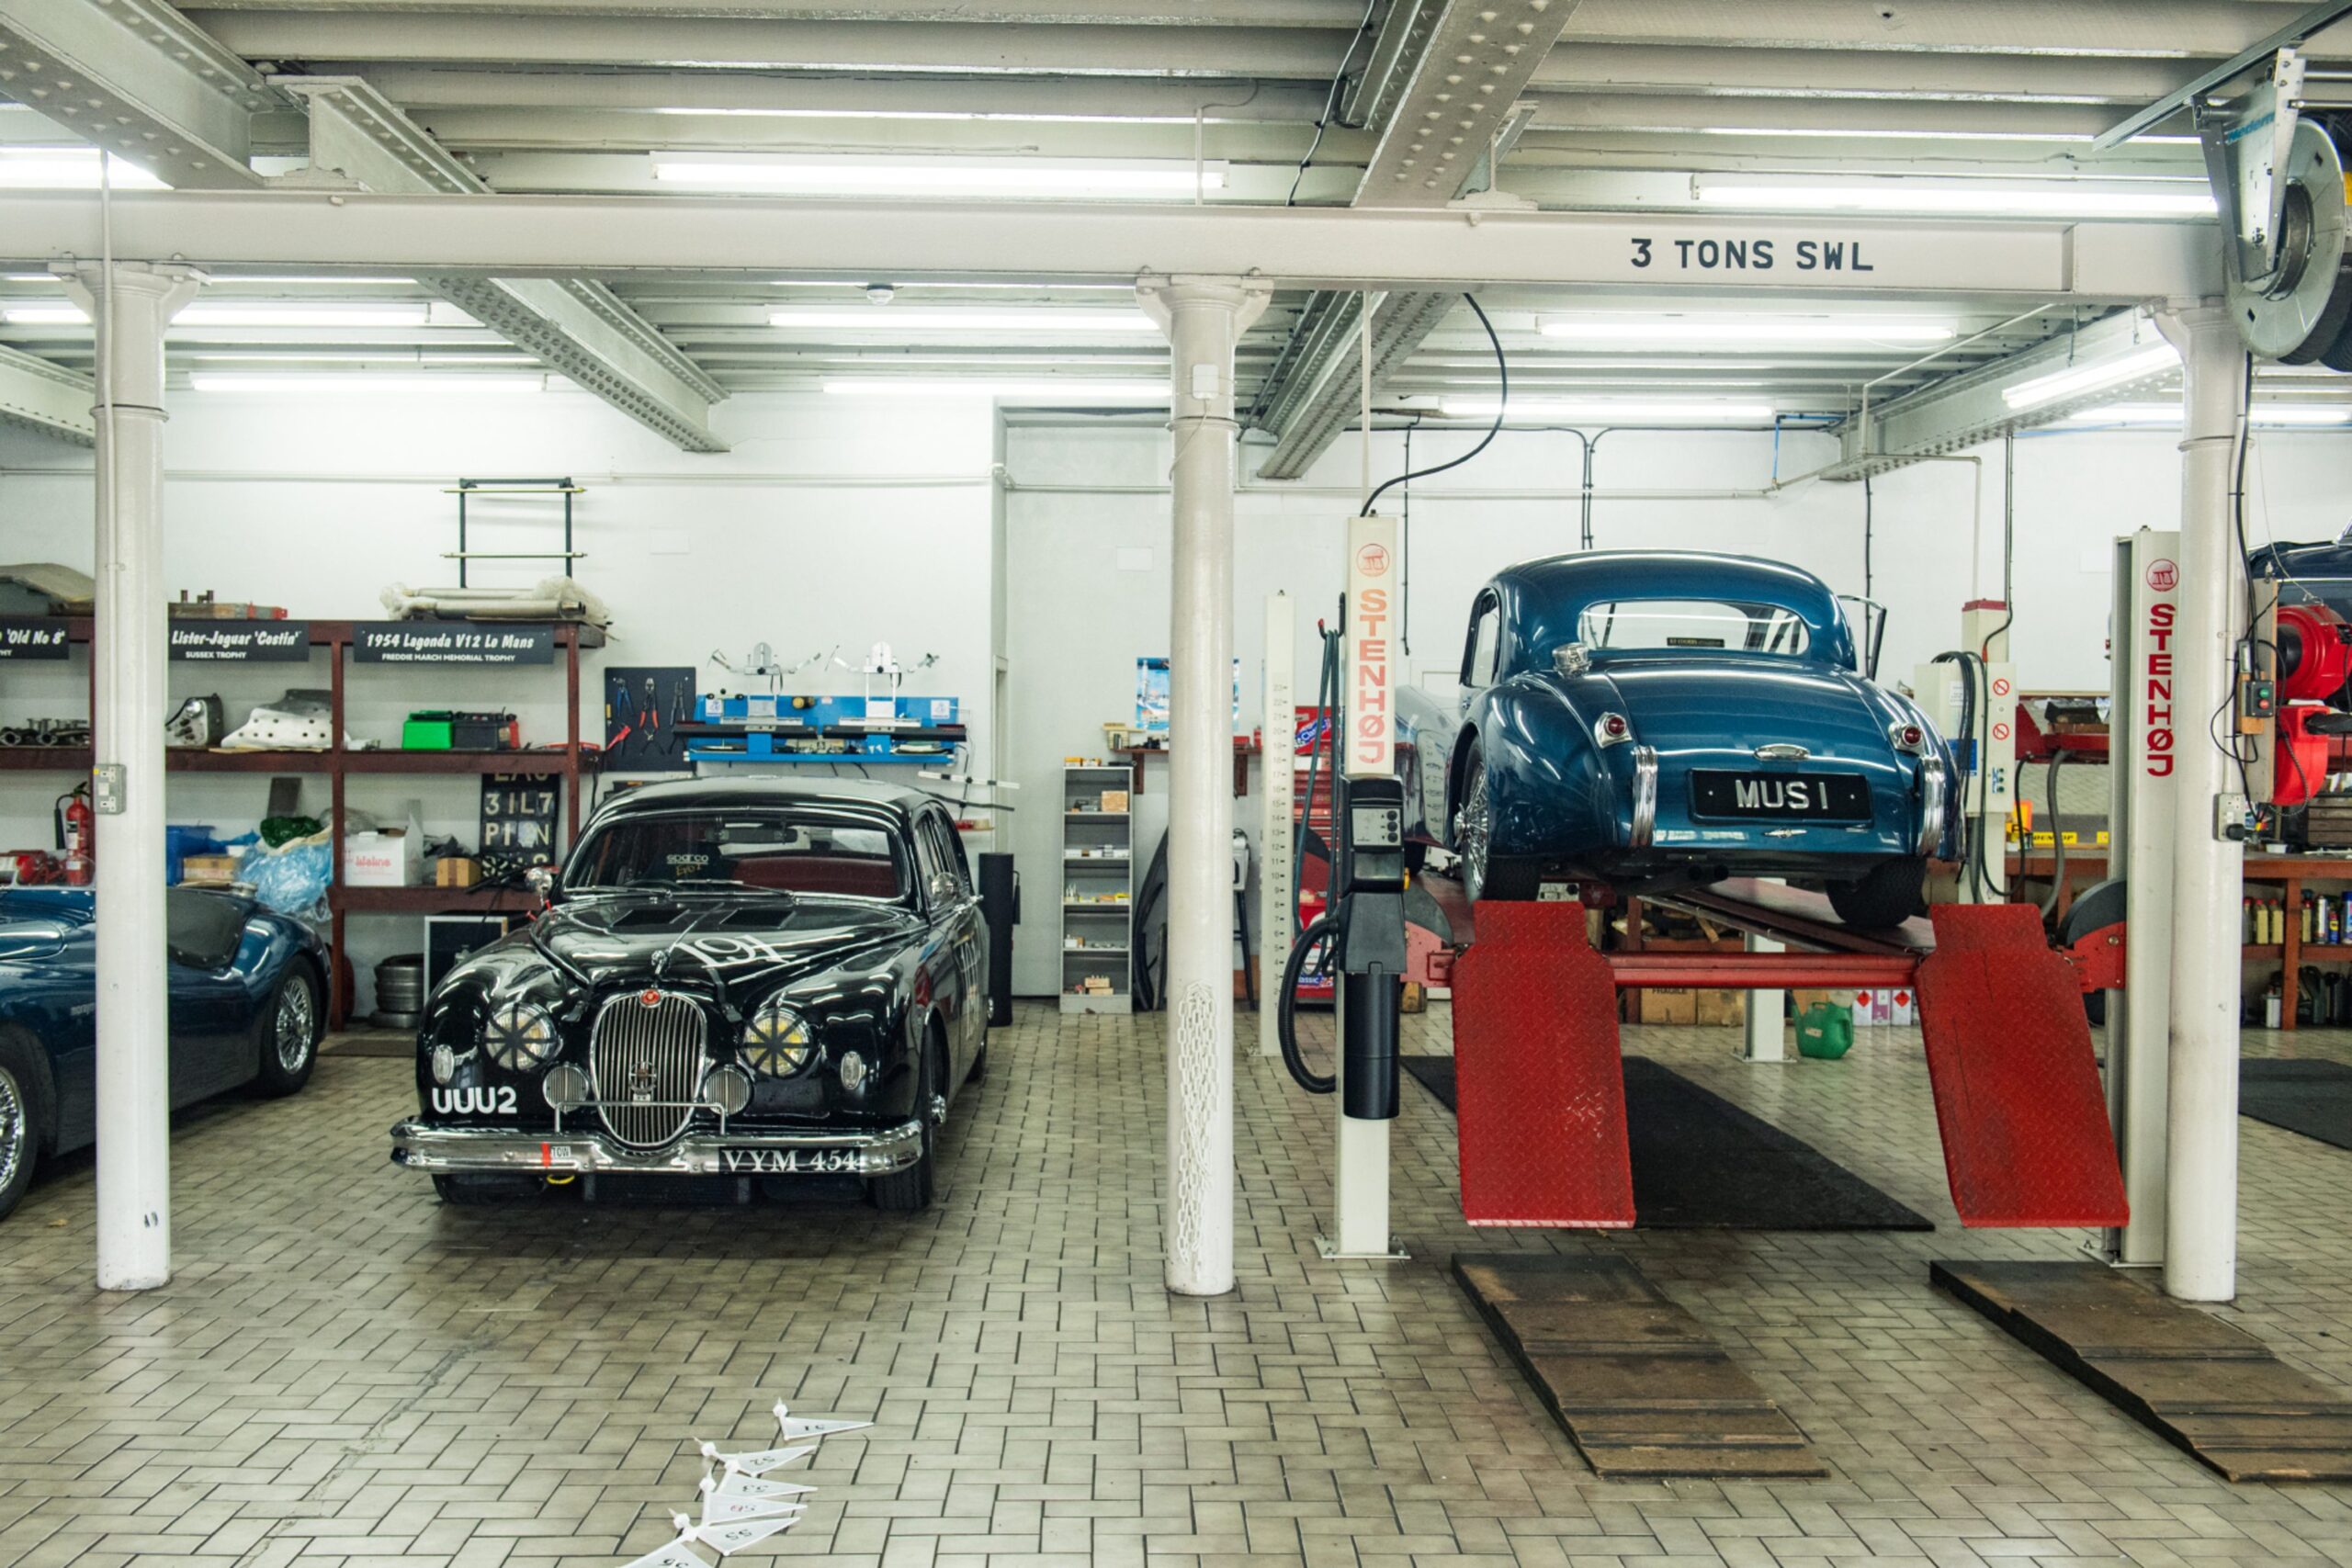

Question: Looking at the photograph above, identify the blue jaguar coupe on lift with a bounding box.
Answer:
[0,886,326,1221]
[1396,550,1957,928]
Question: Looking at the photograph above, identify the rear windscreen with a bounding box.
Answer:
[1576,599,1811,656]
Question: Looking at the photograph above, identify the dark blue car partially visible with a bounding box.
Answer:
[0,885,326,1220]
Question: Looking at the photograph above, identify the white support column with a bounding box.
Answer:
[1259,593,1295,1059]
[2155,301,2248,1303]
[1141,275,1271,1297]
[1742,929,1786,1063]
[61,261,202,1292]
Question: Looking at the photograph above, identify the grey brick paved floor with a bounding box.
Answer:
[4,1003,2351,1568]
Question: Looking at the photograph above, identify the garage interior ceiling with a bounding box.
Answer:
[4,0,2352,444]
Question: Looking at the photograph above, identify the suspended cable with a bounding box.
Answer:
[1363,293,1506,516]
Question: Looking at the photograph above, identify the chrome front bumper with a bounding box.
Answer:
[389,1117,924,1178]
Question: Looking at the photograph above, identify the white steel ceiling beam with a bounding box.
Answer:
[1565,1,2352,59]
[282,77,728,452]
[0,191,2218,300]
[0,0,283,188]
[356,67,1332,123]
[181,14,1341,77]
[179,0,1365,18]
[0,342,95,445]
[1838,309,2174,466]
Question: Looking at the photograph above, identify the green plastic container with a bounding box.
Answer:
[1795,1001,1854,1059]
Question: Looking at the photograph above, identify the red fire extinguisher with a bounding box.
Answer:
[56,784,93,886]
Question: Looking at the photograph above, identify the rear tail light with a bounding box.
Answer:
[1594,712,1633,747]
[1889,720,1928,753]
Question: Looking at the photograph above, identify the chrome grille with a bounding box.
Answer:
[590,990,707,1148]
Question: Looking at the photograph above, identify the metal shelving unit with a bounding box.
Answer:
[1060,763,1134,1013]
[0,615,600,1021]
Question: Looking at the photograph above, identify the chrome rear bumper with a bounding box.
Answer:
[389,1117,922,1178]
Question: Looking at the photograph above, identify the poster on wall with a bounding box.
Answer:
[603,666,696,773]
[480,773,561,880]
[1134,657,1241,736]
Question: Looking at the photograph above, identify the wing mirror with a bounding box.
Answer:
[1553,642,1594,677]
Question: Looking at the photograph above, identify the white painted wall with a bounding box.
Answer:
[7,385,2348,1004]
[1000,419,2352,995]
[0,388,997,1014]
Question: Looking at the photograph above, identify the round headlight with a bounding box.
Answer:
[481,1001,560,1071]
[742,998,816,1077]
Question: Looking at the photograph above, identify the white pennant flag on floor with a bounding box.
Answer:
[675,1509,802,1557]
[619,1536,710,1568]
[707,1469,817,1503]
[697,1440,816,1476]
[698,1476,805,1527]
[773,1401,873,1442]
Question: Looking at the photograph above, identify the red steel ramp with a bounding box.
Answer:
[1441,891,2126,1231]
[1914,903,2129,1227]
[1449,902,1634,1227]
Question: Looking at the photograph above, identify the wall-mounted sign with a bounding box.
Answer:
[356,622,554,665]
[0,618,71,660]
[169,621,311,662]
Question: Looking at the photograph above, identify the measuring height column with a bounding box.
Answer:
[2156,301,2248,1303]
[61,261,202,1292]
[1141,275,1270,1297]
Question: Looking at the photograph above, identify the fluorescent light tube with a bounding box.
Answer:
[1697,178,2214,219]
[0,149,166,190]
[821,378,1166,400]
[2066,401,2352,427]
[772,307,1158,334]
[2001,344,2179,411]
[3,302,434,329]
[656,156,1223,197]
[187,373,546,395]
[1540,315,1953,346]
[1438,397,1777,423]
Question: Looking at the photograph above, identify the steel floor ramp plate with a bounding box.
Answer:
[1933,1260,2352,1483]
[1453,1254,1827,1479]
[1914,903,2129,1227]
[1448,901,1634,1227]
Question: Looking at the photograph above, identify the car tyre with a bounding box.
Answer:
[871,1037,938,1213]
[1827,858,1928,931]
[253,963,322,1097]
[0,1032,51,1224]
[1455,743,1541,902]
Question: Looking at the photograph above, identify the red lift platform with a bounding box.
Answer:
[1414,875,2129,1231]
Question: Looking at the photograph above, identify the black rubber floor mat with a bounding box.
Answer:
[2241,1058,2352,1150]
[1401,1054,1932,1231]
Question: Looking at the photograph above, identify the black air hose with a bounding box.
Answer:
[1276,912,1340,1094]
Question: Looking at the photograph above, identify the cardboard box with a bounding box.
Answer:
[1100,789,1129,812]
[178,853,242,886]
[1695,988,1747,1027]
[1852,987,1895,1026]
[1637,987,1697,1025]
[345,825,422,887]
[1889,987,1917,1027]
[434,856,481,888]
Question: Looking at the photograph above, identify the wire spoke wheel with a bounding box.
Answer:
[0,1066,23,1197]
[277,976,316,1074]
[1459,750,1493,900]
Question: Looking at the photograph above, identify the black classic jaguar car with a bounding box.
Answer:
[389,777,989,1211]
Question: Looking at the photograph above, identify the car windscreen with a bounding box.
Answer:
[1576,599,1812,656]
[569,808,910,900]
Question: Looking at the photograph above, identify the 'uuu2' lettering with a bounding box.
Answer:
[432,1086,518,1115]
